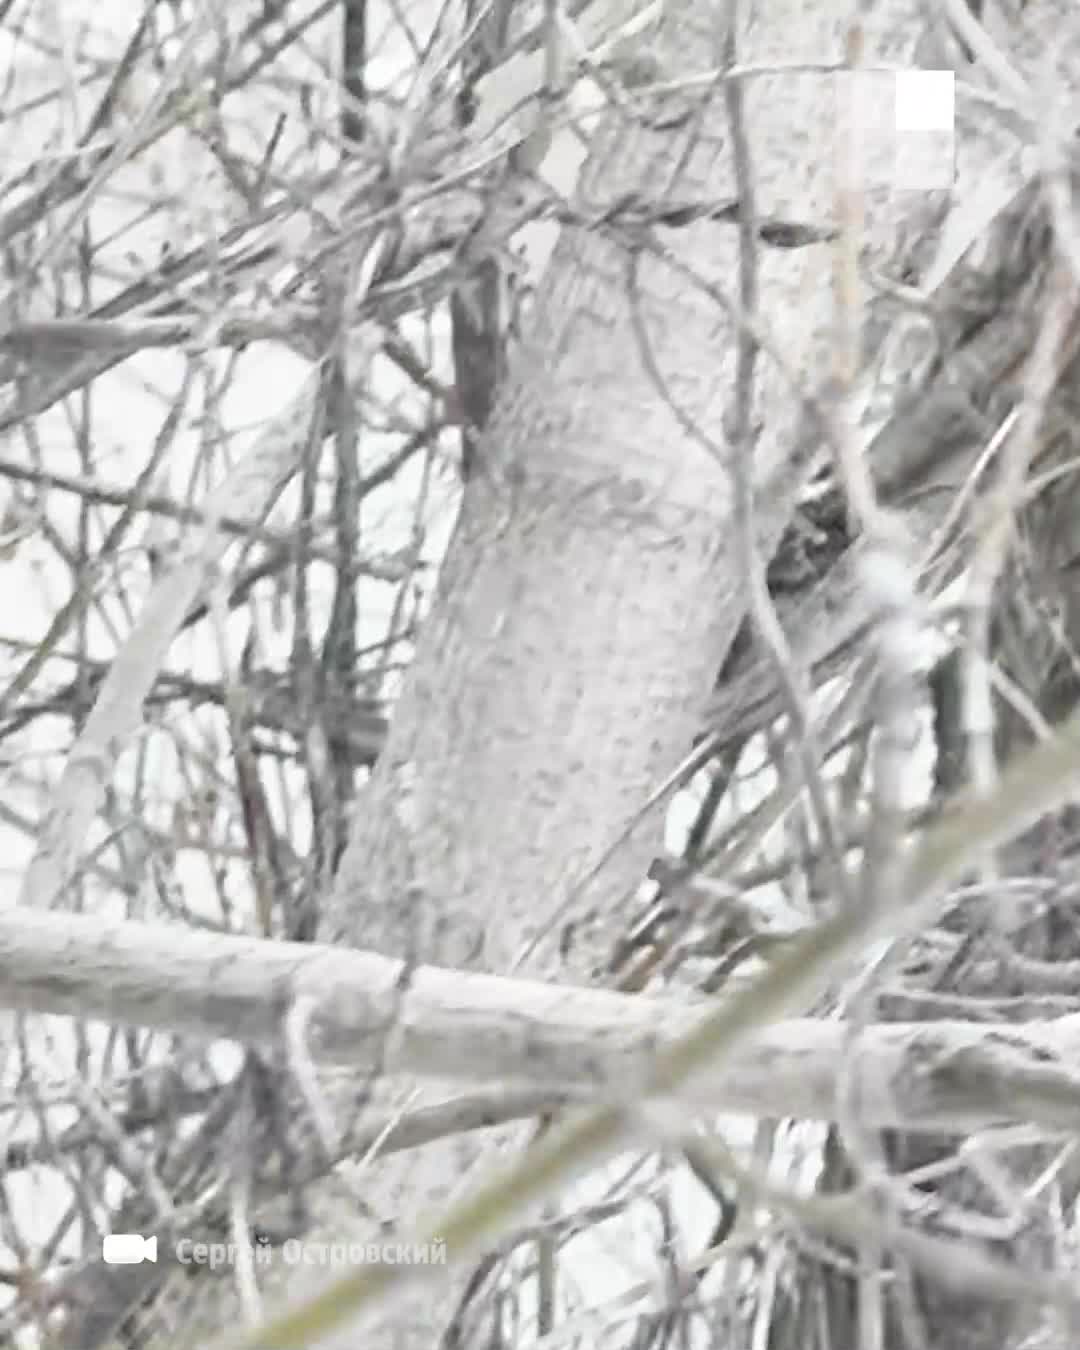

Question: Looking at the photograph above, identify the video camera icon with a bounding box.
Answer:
[102,1234,158,1265]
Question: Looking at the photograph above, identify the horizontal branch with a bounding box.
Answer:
[3,906,1080,1134]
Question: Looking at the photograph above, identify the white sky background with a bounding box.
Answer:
[0,0,457,882]
[0,0,465,1328]
[0,1,945,1344]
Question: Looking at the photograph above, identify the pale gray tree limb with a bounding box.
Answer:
[3,905,1080,1136]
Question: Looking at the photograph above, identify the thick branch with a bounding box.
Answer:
[3,907,1080,1134]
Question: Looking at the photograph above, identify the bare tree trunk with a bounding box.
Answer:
[198,1,861,1342]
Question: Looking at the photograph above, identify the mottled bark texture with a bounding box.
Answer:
[304,0,957,1342]
[242,0,861,1342]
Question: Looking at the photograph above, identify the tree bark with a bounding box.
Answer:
[60,1,1080,1346]
[238,1,856,1342]
[10,906,1080,1137]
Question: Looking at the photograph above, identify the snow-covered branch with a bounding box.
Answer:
[3,906,1080,1135]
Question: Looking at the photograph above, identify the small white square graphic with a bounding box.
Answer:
[894,70,954,132]
[893,71,955,190]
